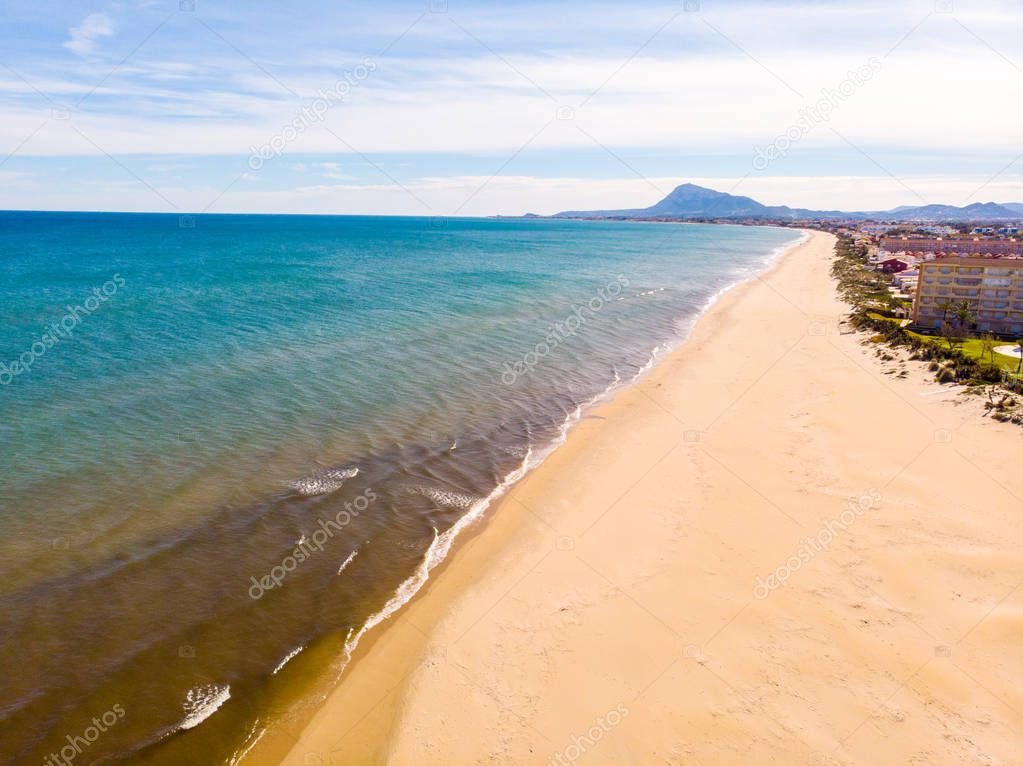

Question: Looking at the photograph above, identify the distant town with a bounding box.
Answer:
[828,223,1023,338]
[826,219,1023,414]
[545,181,1023,338]
[543,181,1023,398]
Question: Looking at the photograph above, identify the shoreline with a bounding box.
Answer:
[275,229,1023,764]
[239,224,807,766]
[258,228,811,764]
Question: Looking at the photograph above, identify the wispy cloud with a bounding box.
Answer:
[1,0,1019,212]
[63,12,115,57]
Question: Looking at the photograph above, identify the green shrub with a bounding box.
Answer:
[832,233,1020,397]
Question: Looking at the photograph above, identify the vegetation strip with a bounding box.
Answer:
[831,233,1023,425]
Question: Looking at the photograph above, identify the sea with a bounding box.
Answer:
[0,212,802,764]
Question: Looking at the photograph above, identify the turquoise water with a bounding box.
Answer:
[0,212,801,763]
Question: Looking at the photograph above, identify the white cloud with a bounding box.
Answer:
[3,172,1015,217]
[63,12,115,57]
[210,174,1023,217]
[2,0,1020,213]
[4,46,1022,158]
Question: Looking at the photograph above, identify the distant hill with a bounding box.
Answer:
[560,183,771,218]
[552,183,1023,222]
[553,183,846,220]
[880,202,1020,222]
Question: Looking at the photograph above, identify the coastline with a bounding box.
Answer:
[237,225,806,765]
[274,229,1023,764]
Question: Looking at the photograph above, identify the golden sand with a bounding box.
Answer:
[278,230,1023,765]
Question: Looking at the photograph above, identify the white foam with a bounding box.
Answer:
[337,548,358,575]
[368,528,439,633]
[272,645,304,675]
[228,722,266,766]
[334,441,551,676]
[176,683,231,731]
[631,343,667,383]
[409,486,481,509]
[290,466,359,497]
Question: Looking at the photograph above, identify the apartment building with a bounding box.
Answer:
[913,256,1023,336]
[882,237,1023,258]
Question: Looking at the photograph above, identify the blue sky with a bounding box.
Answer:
[1,0,1021,214]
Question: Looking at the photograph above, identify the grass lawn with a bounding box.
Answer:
[938,337,1023,374]
[865,312,1023,377]
[866,311,902,324]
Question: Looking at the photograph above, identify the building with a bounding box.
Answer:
[878,256,912,273]
[893,269,919,292]
[860,224,897,235]
[882,236,1023,258]
[920,225,959,237]
[912,256,1023,336]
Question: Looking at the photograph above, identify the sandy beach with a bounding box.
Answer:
[278,230,1023,765]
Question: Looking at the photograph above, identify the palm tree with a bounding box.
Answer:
[979,333,996,364]
[940,322,962,353]
[937,299,953,325]
[953,300,974,333]
[1017,338,1023,374]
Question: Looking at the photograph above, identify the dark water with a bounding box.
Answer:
[0,212,801,764]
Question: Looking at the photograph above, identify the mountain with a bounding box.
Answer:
[879,202,1020,222]
[553,183,830,220]
[553,183,1023,222]
[609,183,769,218]
[554,183,856,221]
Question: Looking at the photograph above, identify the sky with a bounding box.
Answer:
[0,0,1021,215]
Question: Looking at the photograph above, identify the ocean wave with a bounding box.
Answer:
[272,646,304,675]
[176,683,231,732]
[499,443,530,458]
[228,721,266,766]
[333,442,549,676]
[335,527,445,674]
[632,343,667,382]
[408,485,481,510]
[365,527,440,635]
[337,548,358,575]
[289,465,359,497]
